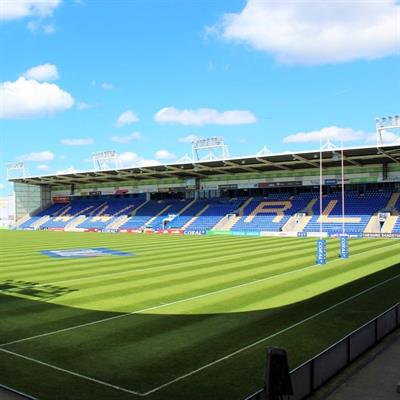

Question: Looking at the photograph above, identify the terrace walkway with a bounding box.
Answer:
[311,328,400,400]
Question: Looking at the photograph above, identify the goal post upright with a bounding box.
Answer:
[340,141,349,259]
[316,133,327,265]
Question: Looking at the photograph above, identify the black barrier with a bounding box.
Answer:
[0,384,37,400]
[313,340,347,389]
[349,322,375,361]
[244,303,400,400]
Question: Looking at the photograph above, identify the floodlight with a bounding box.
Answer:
[376,114,400,145]
[192,137,229,161]
[92,150,121,171]
[6,162,29,179]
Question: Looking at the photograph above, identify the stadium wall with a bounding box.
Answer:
[14,183,51,221]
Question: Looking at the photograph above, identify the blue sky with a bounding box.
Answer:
[0,0,399,195]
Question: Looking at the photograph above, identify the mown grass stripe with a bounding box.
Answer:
[3,239,398,347]
[0,348,144,396]
[1,230,400,400]
[140,271,400,396]
[0,262,320,347]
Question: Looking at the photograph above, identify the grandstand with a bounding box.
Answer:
[10,144,400,238]
[3,142,400,400]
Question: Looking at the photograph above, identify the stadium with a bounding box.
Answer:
[1,128,400,400]
[1,1,400,399]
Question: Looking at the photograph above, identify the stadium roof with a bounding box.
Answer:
[8,144,400,186]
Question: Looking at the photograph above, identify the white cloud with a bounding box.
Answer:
[213,0,400,65]
[57,166,79,174]
[23,63,59,81]
[366,130,400,145]
[61,138,94,146]
[111,132,141,144]
[17,151,55,162]
[42,24,55,34]
[154,107,256,125]
[26,20,39,32]
[116,110,139,127]
[26,21,55,34]
[0,77,74,119]
[139,159,160,167]
[37,164,50,171]
[155,149,176,160]
[118,152,160,167]
[179,134,201,143]
[118,151,140,165]
[77,101,94,110]
[283,126,366,144]
[0,183,5,190]
[0,0,61,21]
[101,82,113,90]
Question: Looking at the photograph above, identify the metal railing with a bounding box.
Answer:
[245,302,400,400]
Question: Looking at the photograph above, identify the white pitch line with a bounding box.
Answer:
[2,271,399,398]
[0,348,144,397]
[30,239,305,286]
[141,272,400,396]
[2,239,398,348]
[1,263,320,348]
[3,237,384,288]
[2,240,398,348]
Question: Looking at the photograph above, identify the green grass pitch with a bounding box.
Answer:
[0,230,399,400]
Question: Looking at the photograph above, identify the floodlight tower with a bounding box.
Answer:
[256,146,273,156]
[376,115,400,145]
[92,150,121,171]
[6,162,29,179]
[192,137,229,161]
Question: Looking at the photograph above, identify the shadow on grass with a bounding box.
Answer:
[0,263,399,400]
[0,280,78,300]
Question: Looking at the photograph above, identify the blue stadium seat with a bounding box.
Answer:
[303,191,391,235]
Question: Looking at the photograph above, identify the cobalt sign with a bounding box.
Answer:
[340,235,349,259]
[316,240,327,265]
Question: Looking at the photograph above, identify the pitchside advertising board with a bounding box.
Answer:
[364,233,400,239]
[207,230,260,236]
[330,232,363,238]
[52,196,69,203]
[324,178,351,186]
[258,181,302,188]
[184,230,207,235]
